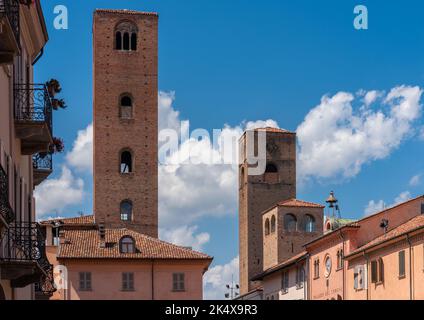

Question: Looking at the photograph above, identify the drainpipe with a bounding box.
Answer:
[151,260,155,300]
[406,234,413,300]
[363,252,370,300]
[339,230,346,300]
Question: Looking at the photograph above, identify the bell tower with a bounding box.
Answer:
[93,9,158,237]
[239,128,297,294]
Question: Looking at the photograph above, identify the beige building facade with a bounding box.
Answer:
[0,0,55,300]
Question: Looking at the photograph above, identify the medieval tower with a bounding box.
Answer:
[93,10,158,237]
[239,128,297,294]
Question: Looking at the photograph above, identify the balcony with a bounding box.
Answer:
[14,83,53,155]
[33,153,52,186]
[0,223,55,291]
[0,164,14,225]
[0,0,20,64]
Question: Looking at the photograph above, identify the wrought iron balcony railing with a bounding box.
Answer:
[0,223,48,265]
[0,164,14,224]
[0,0,20,46]
[14,83,53,154]
[33,153,53,171]
[14,83,53,133]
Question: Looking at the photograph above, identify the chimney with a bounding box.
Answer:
[59,230,66,245]
[99,221,106,248]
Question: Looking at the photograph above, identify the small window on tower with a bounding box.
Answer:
[131,33,137,50]
[114,21,138,51]
[123,32,130,50]
[120,200,133,222]
[265,163,278,173]
[115,31,122,50]
[120,151,133,174]
[120,95,133,119]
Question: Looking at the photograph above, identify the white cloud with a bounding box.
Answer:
[420,127,424,140]
[394,191,412,205]
[34,166,84,218]
[160,225,210,251]
[203,256,239,300]
[409,174,422,187]
[297,86,423,182]
[364,90,382,106]
[66,123,93,173]
[364,191,412,216]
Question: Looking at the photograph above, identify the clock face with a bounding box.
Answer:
[325,256,332,277]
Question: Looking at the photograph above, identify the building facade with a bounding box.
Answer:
[0,0,55,300]
[239,128,297,295]
[40,9,213,300]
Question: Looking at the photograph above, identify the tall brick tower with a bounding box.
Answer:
[93,10,158,237]
[239,128,297,294]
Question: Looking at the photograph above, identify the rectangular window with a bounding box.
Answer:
[354,265,365,290]
[122,272,135,291]
[399,251,406,278]
[281,271,289,293]
[173,273,185,292]
[296,267,304,289]
[79,272,92,291]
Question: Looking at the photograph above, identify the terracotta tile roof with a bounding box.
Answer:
[40,215,95,226]
[278,199,325,208]
[58,228,212,261]
[252,251,307,281]
[95,9,158,16]
[346,215,424,258]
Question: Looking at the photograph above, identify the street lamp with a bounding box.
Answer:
[225,275,239,300]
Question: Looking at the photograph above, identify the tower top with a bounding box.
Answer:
[94,9,158,16]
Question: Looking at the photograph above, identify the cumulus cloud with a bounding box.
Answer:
[363,90,383,107]
[297,85,423,182]
[364,191,412,216]
[203,256,239,300]
[66,123,93,173]
[160,225,210,251]
[420,127,424,140]
[409,174,422,187]
[34,166,84,218]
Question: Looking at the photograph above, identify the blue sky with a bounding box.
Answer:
[34,0,424,298]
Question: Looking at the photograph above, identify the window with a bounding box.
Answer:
[79,272,92,291]
[398,250,406,278]
[264,218,270,236]
[122,272,135,291]
[281,271,289,293]
[324,255,332,277]
[265,163,278,173]
[120,151,133,173]
[304,215,316,233]
[314,259,320,279]
[371,258,384,283]
[354,265,365,290]
[296,266,304,289]
[271,215,276,233]
[115,21,137,51]
[336,249,344,270]
[284,214,297,232]
[120,236,135,254]
[120,200,133,221]
[173,273,185,292]
[120,95,133,119]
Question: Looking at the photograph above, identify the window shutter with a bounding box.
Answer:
[378,258,384,282]
[354,266,359,290]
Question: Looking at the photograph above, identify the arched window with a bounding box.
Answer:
[115,21,138,51]
[120,151,133,173]
[131,33,137,50]
[271,215,276,233]
[264,218,270,236]
[120,94,133,119]
[284,214,297,232]
[120,200,132,221]
[115,31,122,50]
[120,236,135,253]
[304,215,316,232]
[265,163,278,173]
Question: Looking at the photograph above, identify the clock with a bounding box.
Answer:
[325,255,332,277]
